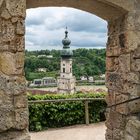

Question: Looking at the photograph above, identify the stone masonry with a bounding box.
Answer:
[105,3,140,139]
[0,0,140,140]
[0,0,30,140]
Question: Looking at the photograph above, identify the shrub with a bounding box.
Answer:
[28,93,107,131]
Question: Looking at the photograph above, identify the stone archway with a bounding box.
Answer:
[0,0,140,140]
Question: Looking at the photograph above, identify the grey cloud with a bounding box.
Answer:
[44,10,107,33]
[26,7,107,33]
[25,7,107,50]
[26,18,43,26]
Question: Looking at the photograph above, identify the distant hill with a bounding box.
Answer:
[25,48,106,81]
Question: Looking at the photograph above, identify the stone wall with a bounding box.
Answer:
[105,2,140,139]
[0,0,30,139]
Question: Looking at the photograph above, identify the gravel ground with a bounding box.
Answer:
[30,122,106,140]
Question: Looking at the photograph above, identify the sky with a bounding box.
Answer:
[25,7,108,50]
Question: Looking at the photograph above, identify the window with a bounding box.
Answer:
[63,68,65,73]
[63,64,65,66]
[70,68,72,73]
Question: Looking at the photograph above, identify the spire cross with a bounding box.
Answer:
[65,27,68,38]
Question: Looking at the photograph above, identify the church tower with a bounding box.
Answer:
[57,28,76,94]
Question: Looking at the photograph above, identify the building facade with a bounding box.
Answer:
[30,77,56,87]
[57,28,76,94]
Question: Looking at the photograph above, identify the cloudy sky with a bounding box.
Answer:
[25,7,108,50]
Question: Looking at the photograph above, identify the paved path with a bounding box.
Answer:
[30,122,106,140]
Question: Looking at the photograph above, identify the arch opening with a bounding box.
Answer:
[25,6,108,139]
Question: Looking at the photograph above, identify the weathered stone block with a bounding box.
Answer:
[119,33,126,48]
[14,108,29,130]
[16,52,25,69]
[106,57,119,72]
[113,128,122,140]
[6,0,26,17]
[11,17,19,23]
[115,93,129,115]
[132,45,140,59]
[0,90,13,108]
[0,44,9,52]
[118,54,131,73]
[105,90,129,115]
[107,35,119,48]
[131,59,140,72]
[123,83,140,96]
[105,119,113,130]
[124,11,136,31]
[122,72,139,84]
[0,107,14,132]
[105,129,113,140]
[106,72,123,91]
[16,36,25,51]
[135,11,140,30]
[106,46,120,57]
[0,130,30,140]
[16,20,25,35]
[0,52,24,75]
[0,19,15,42]
[14,95,28,109]
[1,9,11,20]
[0,52,17,75]
[12,76,26,95]
[0,74,8,90]
[0,74,26,97]
[7,36,25,52]
[108,17,125,36]
[0,0,3,8]
[125,119,140,139]
[105,90,116,106]
[115,93,129,104]
[128,99,140,114]
[125,134,135,140]
[106,110,126,130]
[121,31,140,53]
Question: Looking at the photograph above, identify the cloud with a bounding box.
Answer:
[25,7,107,50]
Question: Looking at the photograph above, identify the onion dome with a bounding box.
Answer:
[61,27,73,57]
[62,27,71,48]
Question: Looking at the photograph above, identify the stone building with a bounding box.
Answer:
[37,68,47,72]
[57,28,76,94]
[30,77,56,87]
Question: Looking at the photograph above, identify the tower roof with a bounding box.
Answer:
[62,27,71,48]
[60,27,73,57]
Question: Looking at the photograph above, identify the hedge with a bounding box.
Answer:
[28,93,107,131]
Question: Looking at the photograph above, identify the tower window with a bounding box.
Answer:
[70,68,72,73]
[63,68,65,73]
[63,64,65,66]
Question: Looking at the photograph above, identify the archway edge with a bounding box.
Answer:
[26,0,132,21]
